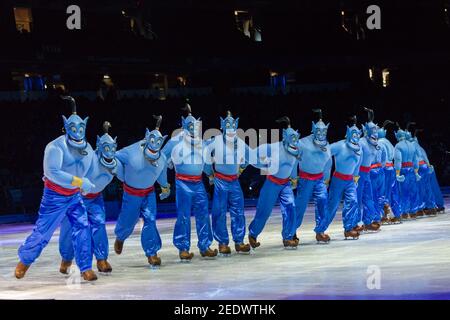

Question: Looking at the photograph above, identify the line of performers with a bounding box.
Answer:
[14,97,445,281]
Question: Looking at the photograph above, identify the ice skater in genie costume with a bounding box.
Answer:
[203,111,252,255]
[369,127,388,224]
[113,115,171,267]
[321,116,362,240]
[293,109,332,244]
[393,122,421,220]
[58,121,121,274]
[409,128,438,217]
[162,102,218,261]
[377,120,402,224]
[15,96,98,281]
[247,116,300,250]
[355,107,382,232]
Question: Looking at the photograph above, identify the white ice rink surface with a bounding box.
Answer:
[1,201,449,300]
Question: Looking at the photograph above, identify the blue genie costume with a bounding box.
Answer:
[161,102,217,260]
[58,121,121,274]
[356,107,381,231]
[377,120,401,222]
[113,115,171,267]
[247,116,300,249]
[393,122,421,219]
[15,96,97,281]
[204,111,251,255]
[410,129,438,216]
[323,116,362,239]
[294,109,331,243]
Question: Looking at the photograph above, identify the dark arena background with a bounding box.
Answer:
[0,0,450,303]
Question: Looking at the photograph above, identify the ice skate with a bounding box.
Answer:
[344,230,359,240]
[248,235,260,249]
[148,255,161,268]
[179,251,194,262]
[425,208,437,216]
[401,213,409,220]
[409,213,417,219]
[114,238,124,255]
[218,244,231,257]
[315,233,330,244]
[14,261,30,279]
[381,216,390,225]
[59,259,73,274]
[283,238,298,250]
[293,233,300,245]
[353,225,364,232]
[235,243,251,254]
[200,248,218,259]
[437,207,446,214]
[82,270,98,281]
[96,260,112,273]
[364,222,380,232]
[416,210,425,217]
[389,216,401,224]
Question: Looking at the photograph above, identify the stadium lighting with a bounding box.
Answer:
[103,74,110,79]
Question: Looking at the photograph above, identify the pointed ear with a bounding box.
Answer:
[83,116,89,124]
[114,136,118,143]
[62,115,68,126]
[161,135,168,143]
[96,135,101,144]
[235,117,239,127]
[326,123,330,128]
[145,128,150,139]
[197,117,201,121]
[220,117,224,122]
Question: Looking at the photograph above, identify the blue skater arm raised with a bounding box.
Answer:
[393,146,405,182]
[157,155,171,200]
[114,158,125,182]
[44,144,94,193]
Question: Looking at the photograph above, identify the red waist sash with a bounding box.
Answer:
[360,165,371,173]
[175,173,202,182]
[44,179,79,196]
[123,183,154,197]
[267,175,290,185]
[385,162,394,167]
[298,170,324,181]
[215,172,238,182]
[333,172,353,181]
[83,192,101,199]
[402,162,413,168]
[371,163,382,169]
[419,160,427,166]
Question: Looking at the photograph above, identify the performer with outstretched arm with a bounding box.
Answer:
[247,116,300,249]
[162,102,217,261]
[58,121,121,274]
[355,108,382,232]
[113,115,171,267]
[293,109,332,243]
[15,96,97,281]
[204,111,252,255]
[322,116,362,239]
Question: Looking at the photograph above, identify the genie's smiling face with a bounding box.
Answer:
[63,114,88,150]
[97,134,117,169]
[144,129,167,161]
[364,122,379,146]
[221,116,239,140]
[283,128,300,157]
[346,125,361,151]
[312,121,329,147]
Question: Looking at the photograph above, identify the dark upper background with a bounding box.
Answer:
[0,0,449,214]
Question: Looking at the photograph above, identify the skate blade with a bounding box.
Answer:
[218,253,232,258]
[344,237,359,240]
[97,271,112,275]
[316,241,330,245]
[283,246,298,250]
[201,256,217,260]
[236,251,251,255]
[178,259,192,264]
